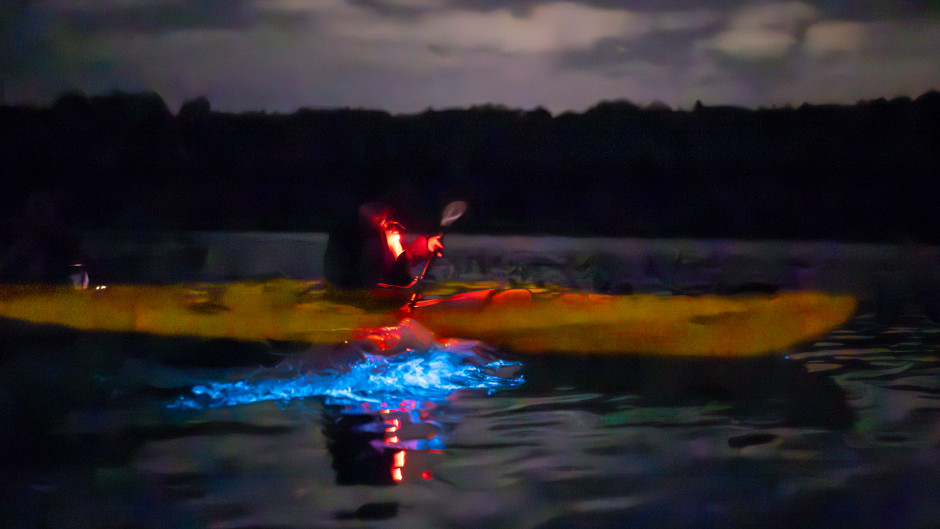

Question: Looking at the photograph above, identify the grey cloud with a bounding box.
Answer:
[444,0,742,14]
[347,0,443,17]
[1,0,307,101]
[3,0,939,113]
[560,1,940,110]
[31,0,276,34]
[696,17,940,107]
[802,20,867,57]
[817,0,940,20]
[380,0,938,20]
[557,8,721,73]
[699,2,818,61]
[2,3,64,100]
[559,30,707,73]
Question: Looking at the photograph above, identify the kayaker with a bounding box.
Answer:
[0,191,92,288]
[323,203,444,291]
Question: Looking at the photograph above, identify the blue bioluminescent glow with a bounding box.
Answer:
[169,341,524,409]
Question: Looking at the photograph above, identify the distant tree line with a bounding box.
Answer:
[1,90,938,242]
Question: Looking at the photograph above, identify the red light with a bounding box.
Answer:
[391,451,406,482]
[421,470,433,480]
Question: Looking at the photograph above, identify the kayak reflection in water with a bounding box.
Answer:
[323,203,444,306]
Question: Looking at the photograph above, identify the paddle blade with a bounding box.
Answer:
[440,201,468,227]
[410,200,467,309]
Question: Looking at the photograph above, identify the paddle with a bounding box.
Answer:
[407,200,467,311]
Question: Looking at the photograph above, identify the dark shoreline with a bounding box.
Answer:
[2,90,939,243]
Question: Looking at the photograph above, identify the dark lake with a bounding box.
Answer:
[3,234,940,528]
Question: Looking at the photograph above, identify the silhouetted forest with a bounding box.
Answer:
[2,90,938,242]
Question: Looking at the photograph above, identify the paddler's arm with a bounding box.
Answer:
[402,234,444,262]
[376,235,444,290]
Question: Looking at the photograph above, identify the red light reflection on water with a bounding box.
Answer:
[334,321,521,486]
[352,320,442,356]
[351,399,444,484]
[392,450,406,482]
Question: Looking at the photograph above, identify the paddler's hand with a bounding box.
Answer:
[427,234,444,257]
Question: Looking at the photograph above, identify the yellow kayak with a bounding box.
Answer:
[0,280,856,357]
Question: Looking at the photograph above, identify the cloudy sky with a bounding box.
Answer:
[2,0,939,114]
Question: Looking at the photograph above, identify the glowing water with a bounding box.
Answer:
[170,336,523,409]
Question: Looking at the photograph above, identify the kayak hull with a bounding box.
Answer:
[0,281,857,357]
[412,289,857,356]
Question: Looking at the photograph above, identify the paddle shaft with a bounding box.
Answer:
[406,200,466,312]
[407,233,444,311]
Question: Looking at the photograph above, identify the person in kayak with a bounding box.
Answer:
[323,203,444,291]
[0,190,93,288]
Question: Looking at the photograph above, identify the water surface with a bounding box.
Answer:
[3,310,939,528]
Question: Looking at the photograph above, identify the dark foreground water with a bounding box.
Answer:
[2,308,939,529]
